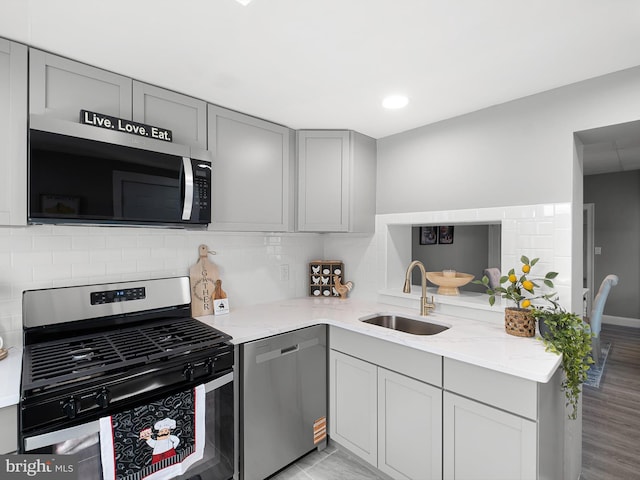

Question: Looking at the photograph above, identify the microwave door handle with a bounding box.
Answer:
[181,157,194,220]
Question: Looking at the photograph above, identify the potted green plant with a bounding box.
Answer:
[533,302,594,420]
[473,256,558,337]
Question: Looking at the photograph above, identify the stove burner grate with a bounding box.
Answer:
[22,317,230,393]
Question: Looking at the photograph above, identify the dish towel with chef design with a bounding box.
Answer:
[100,385,205,480]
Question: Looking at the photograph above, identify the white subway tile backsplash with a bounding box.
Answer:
[53,250,90,264]
[106,261,138,275]
[72,235,106,250]
[90,249,123,263]
[33,264,73,282]
[106,235,138,249]
[554,229,572,257]
[137,235,165,249]
[0,225,325,342]
[536,222,554,236]
[12,251,52,266]
[33,235,73,251]
[0,252,10,268]
[72,262,106,279]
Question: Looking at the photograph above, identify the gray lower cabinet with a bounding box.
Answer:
[0,38,27,226]
[133,81,207,149]
[443,392,536,480]
[329,350,378,465]
[208,105,294,231]
[297,130,376,232]
[330,329,569,480]
[378,367,442,480]
[0,404,17,453]
[29,48,132,121]
[329,327,443,480]
[443,357,566,480]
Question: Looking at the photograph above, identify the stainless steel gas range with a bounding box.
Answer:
[19,276,235,480]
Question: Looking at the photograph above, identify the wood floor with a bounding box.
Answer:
[582,324,640,480]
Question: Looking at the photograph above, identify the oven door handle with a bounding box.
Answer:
[205,371,233,393]
[24,372,234,451]
[24,421,101,452]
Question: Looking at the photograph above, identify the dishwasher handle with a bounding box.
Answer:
[280,344,299,355]
[255,337,319,364]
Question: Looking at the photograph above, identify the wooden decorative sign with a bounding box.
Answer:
[189,244,220,317]
[80,110,173,142]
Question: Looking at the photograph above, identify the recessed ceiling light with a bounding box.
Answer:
[235,0,253,5]
[382,95,409,109]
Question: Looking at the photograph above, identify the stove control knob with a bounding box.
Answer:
[205,357,214,375]
[96,388,110,409]
[62,397,80,419]
[183,364,194,382]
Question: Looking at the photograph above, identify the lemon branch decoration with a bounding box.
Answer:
[473,256,558,308]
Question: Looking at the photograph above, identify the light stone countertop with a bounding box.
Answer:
[197,296,561,384]
[0,346,23,409]
[0,296,562,409]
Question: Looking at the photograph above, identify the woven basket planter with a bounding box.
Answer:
[504,307,536,337]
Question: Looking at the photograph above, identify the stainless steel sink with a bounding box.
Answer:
[359,314,449,336]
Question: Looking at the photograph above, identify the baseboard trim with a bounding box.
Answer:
[603,314,640,328]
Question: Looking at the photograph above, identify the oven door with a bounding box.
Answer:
[22,372,234,480]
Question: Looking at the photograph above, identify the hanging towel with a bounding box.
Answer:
[100,385,205,480]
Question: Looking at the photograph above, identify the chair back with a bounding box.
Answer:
[483,268,501,289]
[590,274,619,337]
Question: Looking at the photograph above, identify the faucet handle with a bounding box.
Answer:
[421,296,436,315]
[426,296,435,308]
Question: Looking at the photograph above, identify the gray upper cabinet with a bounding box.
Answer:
[208,105,294,232]
[133,81,207,149]
[0,39,27,226]
[29,49,132,121]
[29,51,206,150]
[297,130,376,232]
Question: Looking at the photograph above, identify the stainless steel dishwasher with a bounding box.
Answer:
[240,325,326,480]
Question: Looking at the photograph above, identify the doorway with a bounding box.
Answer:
[583,203,594,315]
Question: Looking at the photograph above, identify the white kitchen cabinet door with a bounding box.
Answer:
[329,350,378,467]
[207,105,293,231]
[443,391,537,480]
[297,130,376,233]
[133,81,207,149]
[0,39,27,226]
[378,368,442,480]
[29,49,132,121]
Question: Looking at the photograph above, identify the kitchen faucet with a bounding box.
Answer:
[403,260,435,316]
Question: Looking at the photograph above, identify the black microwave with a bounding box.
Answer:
[28,116,211,228]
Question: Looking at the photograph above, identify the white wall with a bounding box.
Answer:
[377,65,640,214]
[322,233,378,302]
[372,66,640,480]
[0,226,324,345]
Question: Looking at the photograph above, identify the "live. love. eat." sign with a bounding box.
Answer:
[80,110,173,142]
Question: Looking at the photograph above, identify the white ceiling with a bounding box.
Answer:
[579,120,640,176]
[2,0,640,142]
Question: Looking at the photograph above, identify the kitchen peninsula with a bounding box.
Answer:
[199,296,566,480]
